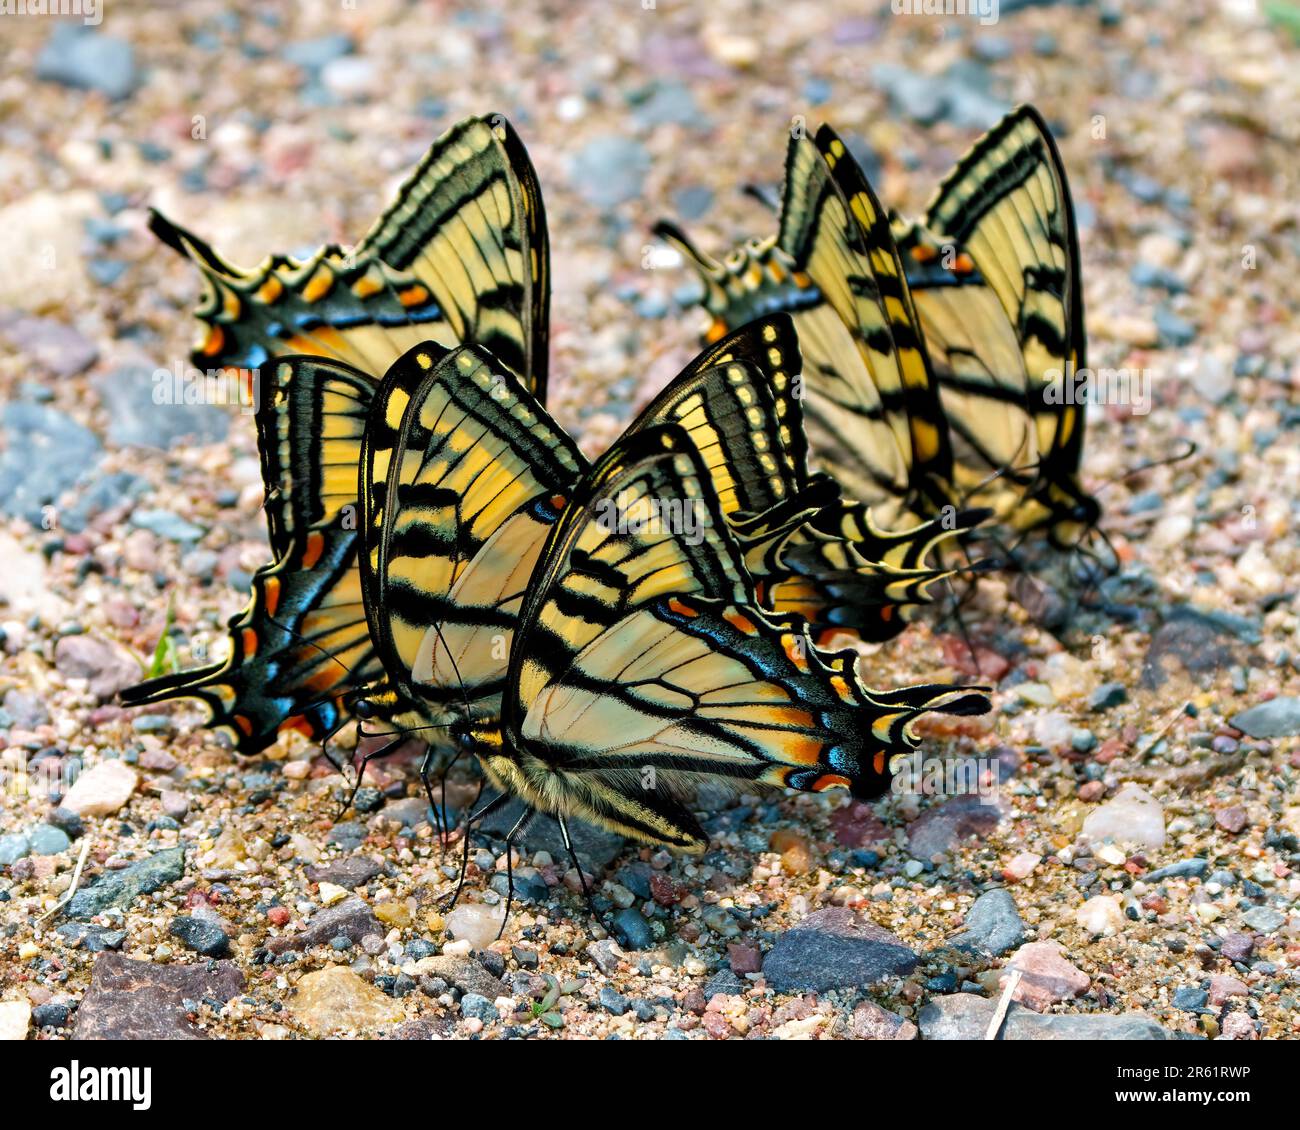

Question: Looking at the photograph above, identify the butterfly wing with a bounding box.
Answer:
[358,342,585,725]
[902,105,1096,540]
[149,113,548,401]
[499,424,988,849]
[120,358,381,752]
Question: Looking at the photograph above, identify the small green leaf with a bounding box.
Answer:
[145,597,179,678]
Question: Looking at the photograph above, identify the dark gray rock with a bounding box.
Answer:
[72,954,244,1039]
[36,26,139,101]
[31,1002,71,1029]
[610,908,655,951]
[0,401,102,525]
[304,856,382,890]
[68,847,185,918]
[266,896,382,953]
[907,794,1008,859]
[169,915,230,957]
[763,908,919,993]
[56,922,126,952]
[703,969,746,998]
[459,992,499,1023]
[1089,682,1128,711]
[1241,906,1286,933]
[599,987,630,1015]
[96,364,230,450]
[60,471,148,533]
[919,994,1173,1040]
[1146,859,1208,882]
[1172,986,1208,1011]
[949,889,1025,956]
[569,137,651,209]
[418,956,508,1000]
[1231,697,1300,739]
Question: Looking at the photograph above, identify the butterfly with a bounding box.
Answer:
[654,124,956,532]
[121,114,550,753]
[427,420,989,913]
[657,107,1105,575]
[623,312,987,642]
[887,105,1101,559]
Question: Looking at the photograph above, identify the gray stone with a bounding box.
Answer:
[36,26,139,101]
[1231,697,1300,739]
[0,313,98,378]
[703,969,745,998]
[1241,907,1286,933]
[0,832,31,866]
[1146,858,1208,882]
[28,823,71,856]
[68,847,185,918]
[1173,986,1208,1011]
[907,794,1008,859]
[169,915,230,957]
[610,908,655,951]
[459,993,499,1024]
[415,956,508,1001]
[569,137,651,209]
[949,889,1025,956]
[0,402,102,525]
[96,364,230,450]
[599,986,630,1015]
[266,896,382,954]
[304,856,382,890]
[763,908,919,993]
[129,508,205,543]
[1089,682,1128,711]
[919,994,1173,1040]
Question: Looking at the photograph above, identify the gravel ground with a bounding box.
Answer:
[0,0,1298,1041]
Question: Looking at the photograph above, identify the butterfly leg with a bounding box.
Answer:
[557,814,601,928]
[497,808,537,940]
[445,783,502,912]
[417,745,445,846]
[336,736,403,820]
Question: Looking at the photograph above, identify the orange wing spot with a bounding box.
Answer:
[782,633,810,671]
[263,576,282,617]
[240,628,259,657]
[705,318,728,344]
[302,268,334,303]
[256,276,284,304]
[812,773,852,792]
[880,604,894,621]
[791,270,813,289]
[952,253,975,275]
[753,580,768,605]
[398,284,431,308]
[301,530,325,570]
[351,275,382,300]
[667,597,699,619]
[784,733,826,767]
[277,715,316,739]
[830,674,857,704]
[872,751,887,776]
[768,259,788,284]
[724,609,758,635]
[911,243,937,263]
[550,493,568,511]
[199,326,225,357]
[233,714,254,737]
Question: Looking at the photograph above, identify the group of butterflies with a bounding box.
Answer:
[121,107,1109,915]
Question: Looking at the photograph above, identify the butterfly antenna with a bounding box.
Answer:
[1094,439,1198,496]
[741,182,781,213]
